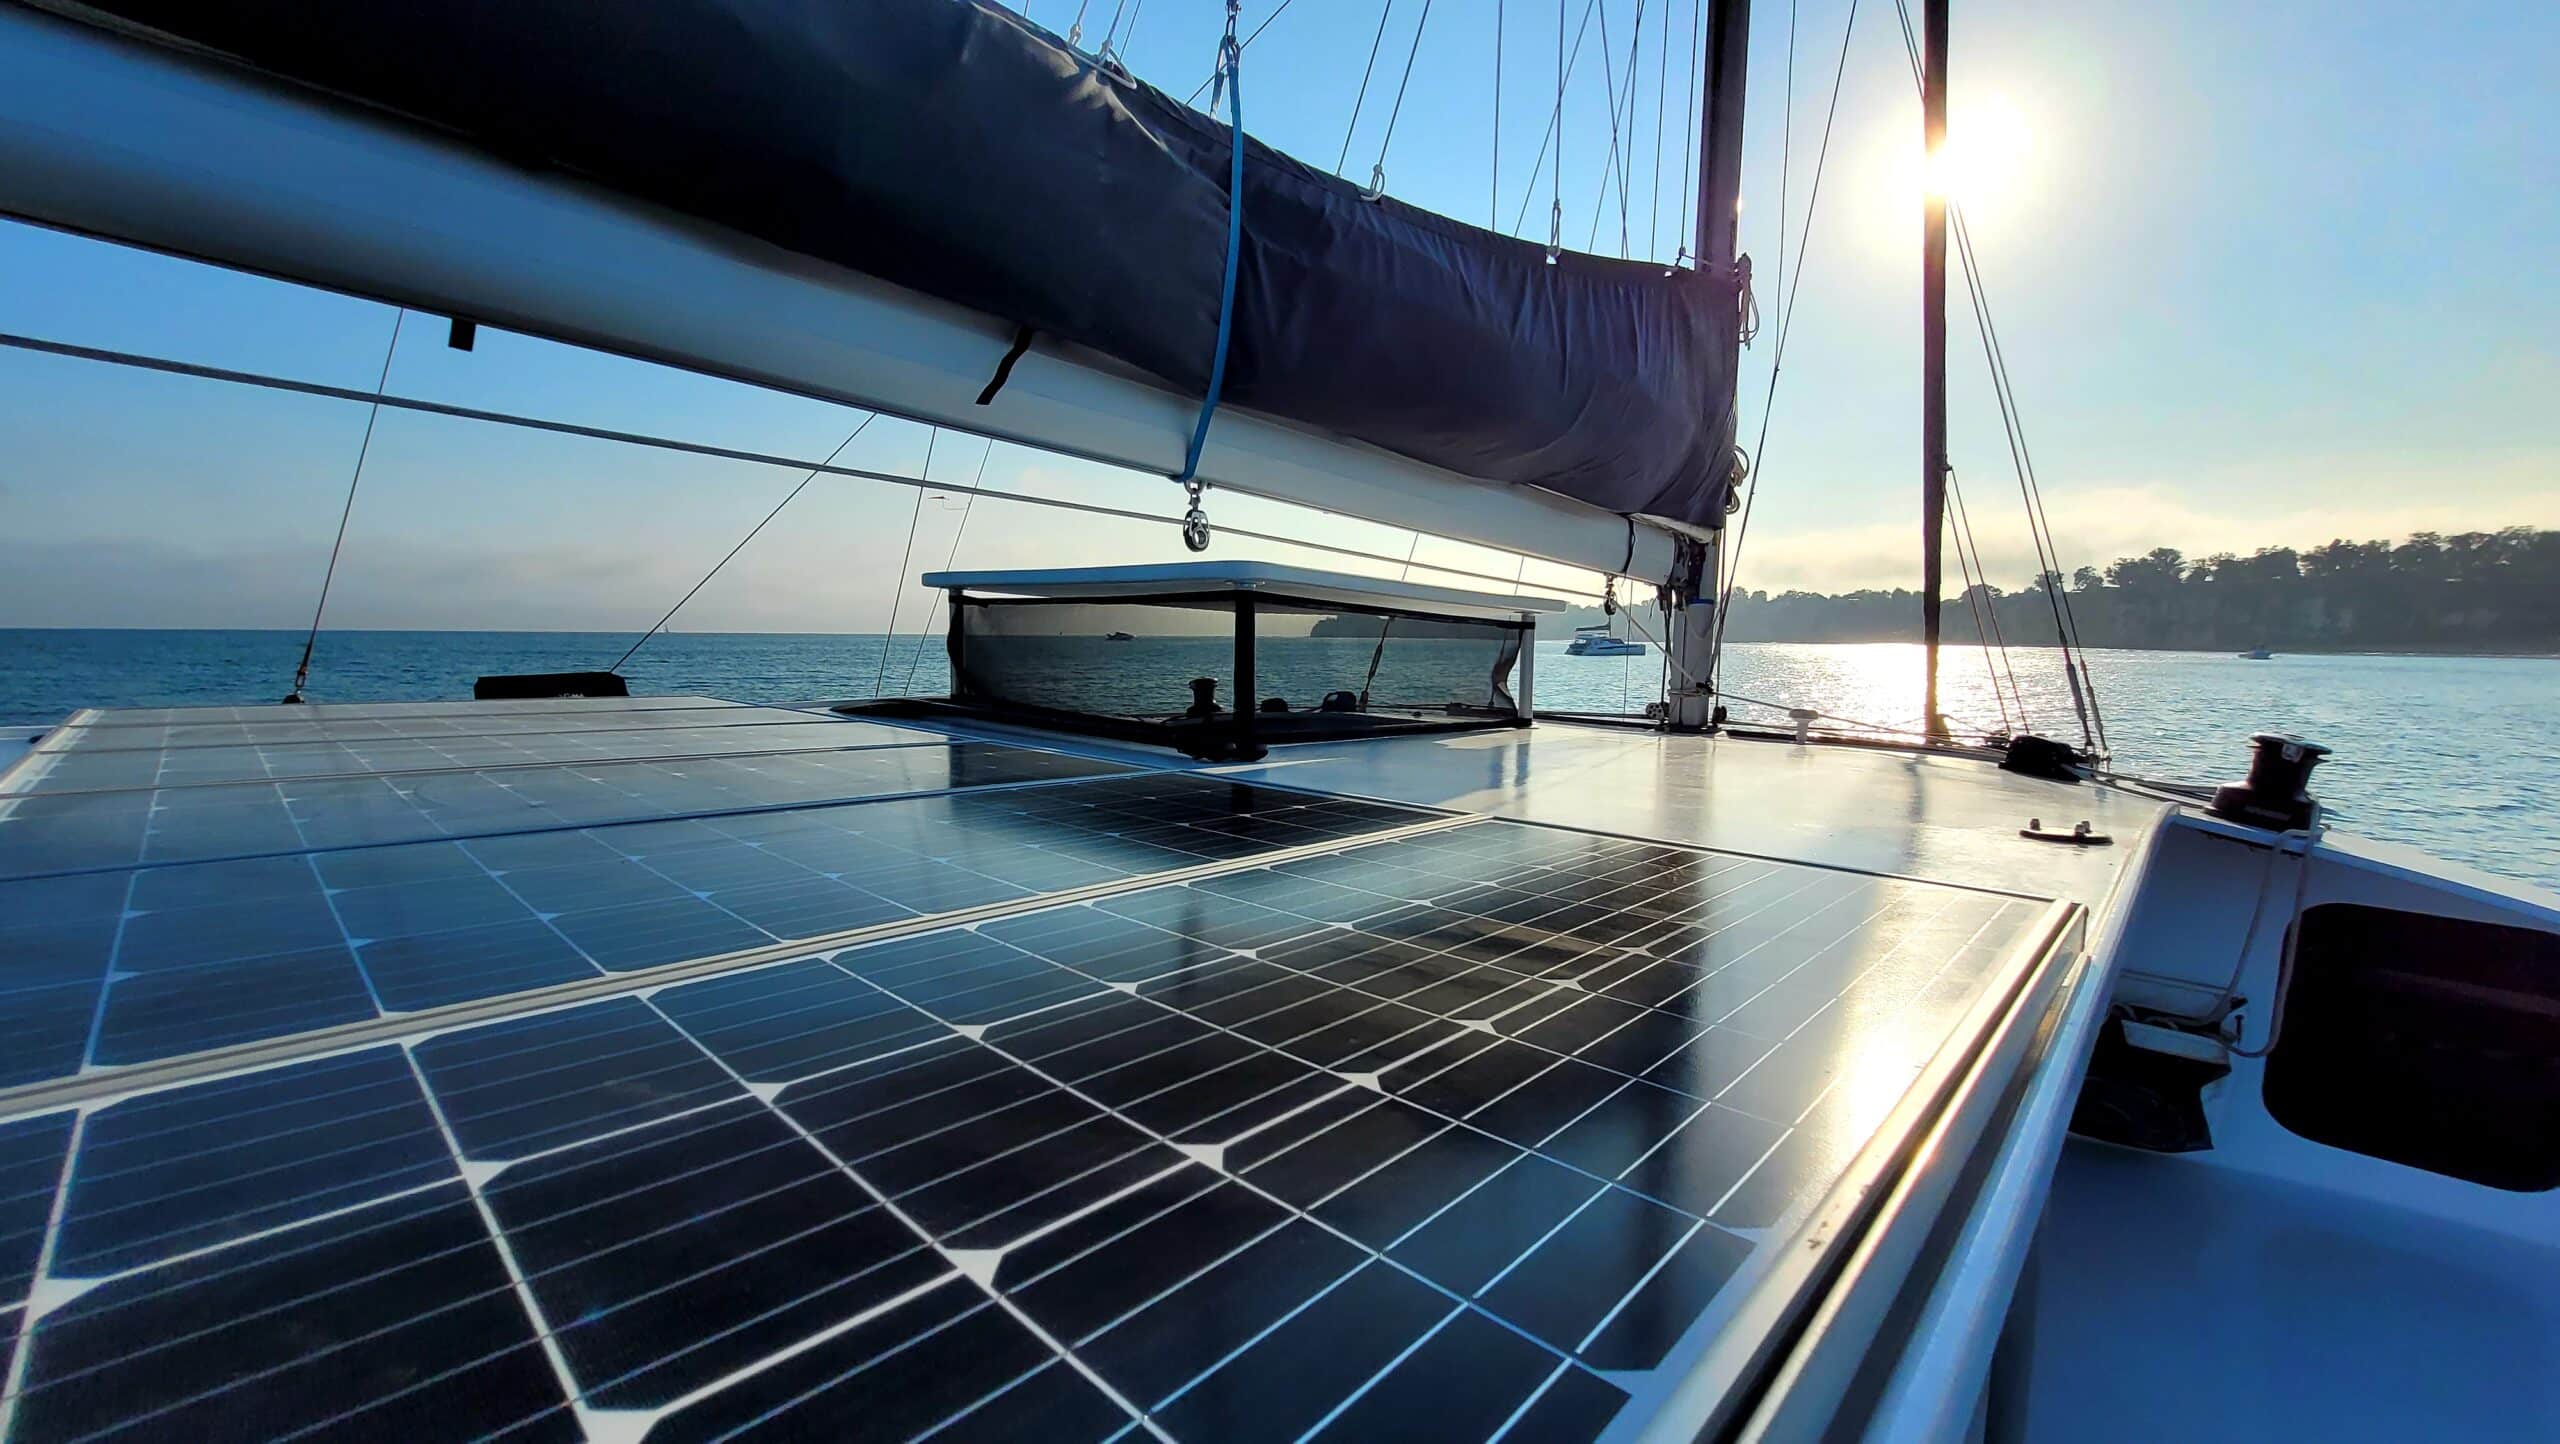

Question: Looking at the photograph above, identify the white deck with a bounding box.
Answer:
[1219,721,2161,905]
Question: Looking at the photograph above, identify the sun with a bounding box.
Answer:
[1920,92,2033,210]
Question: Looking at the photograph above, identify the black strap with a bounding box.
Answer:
[975,326,1036,405]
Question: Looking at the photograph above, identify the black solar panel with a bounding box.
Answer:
[0,772,1432,1085]
[40,700,811,750]
[0,818,2037,1442]
[0,740,1137,877]
[10,717,928,793]
[56,694,746,727]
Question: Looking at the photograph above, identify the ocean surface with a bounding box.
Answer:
[3,628,2552,888]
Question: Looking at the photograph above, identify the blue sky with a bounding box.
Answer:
[0,0,2551,632]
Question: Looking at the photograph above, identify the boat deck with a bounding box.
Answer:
[0,697,2095,1442]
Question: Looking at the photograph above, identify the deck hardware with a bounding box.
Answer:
[1181,479,1211,551]
[1999,733,2089,781]
[2021,818,2112,846]
[2209,732,2330,830]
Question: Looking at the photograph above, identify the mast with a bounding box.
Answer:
[1920,0,1950,735]
[1668,0,1752,730]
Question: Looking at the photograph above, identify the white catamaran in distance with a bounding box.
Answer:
[1567,625,1650,658]
[0,3,2551,1443]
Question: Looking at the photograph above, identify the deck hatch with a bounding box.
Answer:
[2265,902,2560,1191]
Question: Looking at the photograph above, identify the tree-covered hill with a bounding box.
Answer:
[1540,528,2560,653]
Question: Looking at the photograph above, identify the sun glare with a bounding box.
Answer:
[1847,90,2039,261]
[1920,93,2033,209]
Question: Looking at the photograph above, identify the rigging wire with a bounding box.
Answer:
[1491,0,1504,229]
[901,439,993,696]
[896,440,983,691]
[1581,0,1644,257]
[1947,464,2031,729]
[1607,600,1968,747]
[1646,0,1670,261]
[1504,0,1599,239]
[1114,0,1147,65]
[873,427,938,698]
[1715,689,1983,744]
[1620,0,1648,256]
[1673,0,1702,262]
[1550,0,1566,252]
[1335,0,1399,176]
[285,308,406,703]
[1366,0,1437,191]
[1612,0,1647,257]
[1959,209,2108,752]
[1942,467,2015,736]
[1067,0,1093,48]
[0,330,1617,602]
[1773,0,1797,338]
[1184,0,1298,106]
[1706,0,1861,680]
[608,414,879,675]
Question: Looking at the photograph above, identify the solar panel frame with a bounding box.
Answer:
[0,812,2056,1444]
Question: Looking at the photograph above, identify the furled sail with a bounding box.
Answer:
[55,0,1742,530]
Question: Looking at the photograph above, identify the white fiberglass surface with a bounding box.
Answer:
[2023,1138,2560,1443]
[1219,723,2154,905]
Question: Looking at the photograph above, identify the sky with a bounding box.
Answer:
[0,0,2552,633]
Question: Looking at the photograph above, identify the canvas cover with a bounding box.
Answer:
[79,0,1741,526]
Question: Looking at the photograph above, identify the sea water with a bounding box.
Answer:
[3,629,2551,887]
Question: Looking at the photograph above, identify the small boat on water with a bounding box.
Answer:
[1103,630,1135,642]
[1564,624,1647,657]
[2239,646,2274,659]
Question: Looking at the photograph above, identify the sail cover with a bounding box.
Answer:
[71,0,1741,528]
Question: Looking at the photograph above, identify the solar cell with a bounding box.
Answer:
[38,701,822,750]
[52,695,744,728]
[0,742,1136,878]
[0,774,1434,1084]
[0,818,2040,1442]
[13,718,934,795]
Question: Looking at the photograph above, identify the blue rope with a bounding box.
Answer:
[1173,14,1245,488]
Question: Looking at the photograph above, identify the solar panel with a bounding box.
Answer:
[0,817,2040,1442]
[34,701,831,752]
[0,773,1435,1085]
[0,740,1138,879]
[10,717,929,793]
[52,694,746,728]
